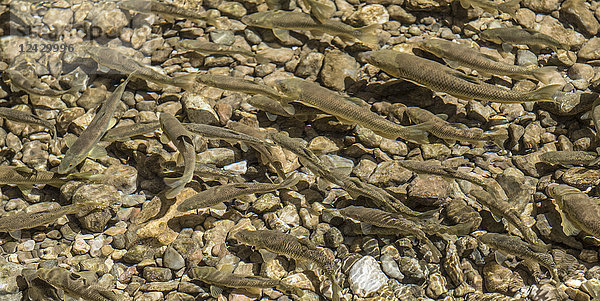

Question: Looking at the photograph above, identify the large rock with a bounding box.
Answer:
[72,184,121,232]
[533,15,587,49]
[320,50,360,91]
[521,0,560,13]
[578,37,600,60]
[560,0,599,36]
[348,256,389,297]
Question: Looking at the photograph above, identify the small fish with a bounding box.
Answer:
[406,106,508,148]
[235,229,341,301]
[592,96,600,138]
[340,205,442,261]
[547,184,600,239]
[476,232,559,284]
[241,11,377,47]
[118,0,215,24]
[179,40,268,63]
[459,0,520,16]
[58,74,132,174]
[364,50,562,104]
[470,188,547,251]
[0,107,57,140]
[177,173,300,211]
[36,267,118,301]
[415,38,557,84]
[0,201,98,232]
[299,0,336,23]
[194,74,293,110]
[83,44,195,90]
[102,121,160,142]
[183,122,272,147]
[188,266,303,297]
[4,67,81,97]
[246,95,322,120]
[540,151,600,166]
[479,27,568,52]
[159,113,196,198]
[0,166,97,192]
[274,78,433,144]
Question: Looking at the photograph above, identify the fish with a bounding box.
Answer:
[117,0,215,24]
[476,232,559,284]
[161,161,243,183]
[102,121,160,142]
[546,183,600,239]
[539,151,600,166]
[188,266,303,297]
[58,74,132,174]
[479,27,568,52]
[183,122,273,148]
[363,50,562,104]
[194,74,293,112]
[177,173,300,211]
[395,159,489,187]
[470,188,547,251]
[246,95,322,120]
[415,38,557,84]
[340,205,442,261]
[0,166,99,193]
[178,40,268,63]
[4,67,81,97]
[83,44,195,90]
[459,0,520,16]
[299,0,336,23]
[36,267,118,301]
[241,11,377,47]
[0,107,57,141]
[405,106,508,148]
[274,78,433,144]
[270,131,436,218]
[159,113,196,199]
[234,229,341,301]
[0,201,99,232]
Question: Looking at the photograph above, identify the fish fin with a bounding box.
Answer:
[64,135,77,148]
[88,145,107,159]
[343,96,370,108]
[239,142,249,152]
[491,212,502,222]
[360,223,373,234]
[160,132,170,144]
[17,184,33,196]
[501,43,513,53]
[494,250,508,265]
[335,116,355,125]
[272,29,291,42]
[278,173,300,189]
[298,236,317,250]
[559,211,581,236]
[443,58,462,69]
[306,0,335,23]
[209,285,223,297]
[164,176,183,188]
[259,249,277,262]
[210,203,227,211]
[165,185,185,199]
[176,152,185,165]
[282,103,296,115]
[526,84,562,103]
[218,263,235,274]
[532,66,558,85]
[459,0,471,9]
[435,113,449,120]
[8,230,21,240]
[448,122,471,130]
[357,24,379,48]
[108,118,118,129]
[487,128,508,148]
[172,74,197,90]
[498,0,520,17]
[479,52,501,62]
[443,139,457,145]
[265,112,279,121]
[399,121,433,144]
[247,287,261,295]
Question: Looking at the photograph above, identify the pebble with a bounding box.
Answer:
[320,50,360,91]
[348,255,389,297]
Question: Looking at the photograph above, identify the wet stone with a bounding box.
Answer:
[348,255,389,297]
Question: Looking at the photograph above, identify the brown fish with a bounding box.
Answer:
[159,113,196,198]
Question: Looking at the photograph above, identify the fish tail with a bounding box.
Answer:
[356,24,379,48]
[486,128,508,149]
[531,66,558,85]
[172,74,197,90]
[400,121,433,144]
[164,176,186,198]
[526,84,562,103]
[278,172,300,189]
[498,0,520,16]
